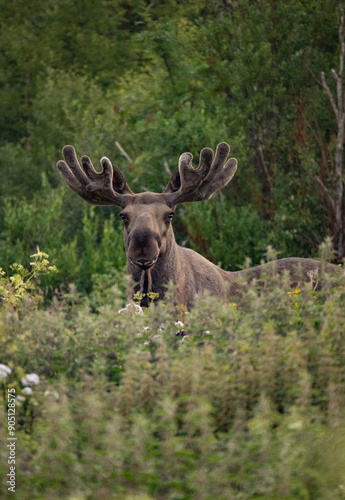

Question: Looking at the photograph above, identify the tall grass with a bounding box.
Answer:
[0,258,345,499]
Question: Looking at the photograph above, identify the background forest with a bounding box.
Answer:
[0,0,344,294]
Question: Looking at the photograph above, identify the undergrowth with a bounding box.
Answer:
[0,256,345,499]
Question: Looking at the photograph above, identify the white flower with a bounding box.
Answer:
[44,390,59,400]
[0,364,12,379]
[175,320,184,328]
[17,395,25,402]
[118,303,143,314]
[22,387,32,396]
[23,373,40,386]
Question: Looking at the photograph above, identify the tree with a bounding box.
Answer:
[319,4,345,262]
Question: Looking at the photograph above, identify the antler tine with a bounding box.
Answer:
[163,142,238,205]
[197,143,237,200]
[57,145,133,207]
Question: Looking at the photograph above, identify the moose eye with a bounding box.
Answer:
[119,213,129,224]
[165,212,175,224]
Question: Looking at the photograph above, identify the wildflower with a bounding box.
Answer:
[21,373,40,386]
[287,288,301,295]
[17,395,25,402]
[22,387,32,396]
[0,364,12,379]
[175,320,184,328]
[44,390,59,400]
[118,303,143,315]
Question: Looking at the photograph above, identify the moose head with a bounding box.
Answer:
[57,143,238,306]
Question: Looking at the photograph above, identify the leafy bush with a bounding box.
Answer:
[1,257,345,499]
[180,197,267,270]
[0,184,127,296]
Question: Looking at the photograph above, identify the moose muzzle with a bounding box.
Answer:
[126,227,161,270]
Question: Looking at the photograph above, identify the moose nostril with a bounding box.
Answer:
[130,257,158,270]
[137,259,151,266]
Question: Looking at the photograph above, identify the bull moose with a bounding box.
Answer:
[57,142,341,308]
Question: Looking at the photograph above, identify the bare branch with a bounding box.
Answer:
[164,160,172,175]
[303,115,329,173]
[331,68,340,83]
[115,141,132,163]
[253,129,272,191]
[257,143,272,192]
[339,4,345,77]
[315,175,336,214]
[321,71,339,119]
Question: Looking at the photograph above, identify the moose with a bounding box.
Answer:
[57,142,342,308]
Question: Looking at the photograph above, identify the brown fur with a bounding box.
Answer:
[57,143,343,308]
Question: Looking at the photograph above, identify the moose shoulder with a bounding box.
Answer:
[57,143,342,308]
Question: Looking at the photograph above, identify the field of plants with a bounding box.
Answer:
[0,250,345,499]
[1,0,345,498]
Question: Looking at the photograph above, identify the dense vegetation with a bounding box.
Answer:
[0,0,345,292]
[1,1,345,498]
[1,253,345,499]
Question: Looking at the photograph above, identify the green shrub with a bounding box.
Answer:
[180,197,267,269]
[0,185,127,297]
[1,256,345,499]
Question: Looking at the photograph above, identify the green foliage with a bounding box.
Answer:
[0,250,57,308]
[1,259,345,499]
[0,0,344,283]
[180,196,267,270]
[79,206,127,297]
[0,183,126,296]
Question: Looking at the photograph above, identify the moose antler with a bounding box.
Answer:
[163,142,237,205]
[57,145,133,207]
